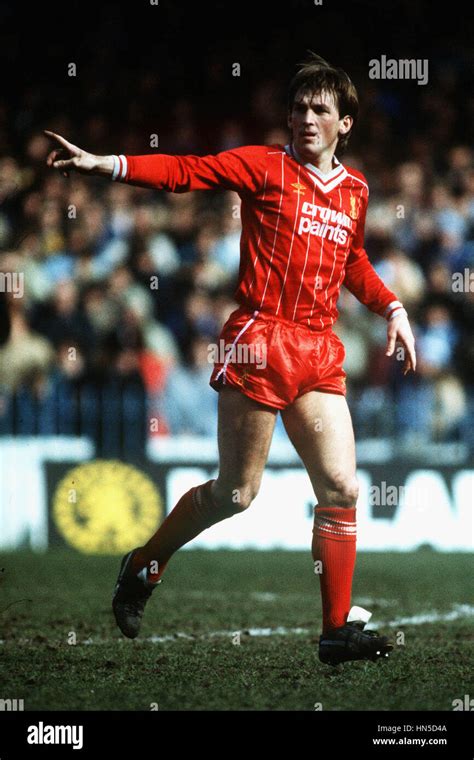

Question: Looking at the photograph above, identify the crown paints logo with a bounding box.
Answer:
[53,461,163,554]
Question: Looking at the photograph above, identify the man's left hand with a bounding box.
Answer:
[386,312,416,375]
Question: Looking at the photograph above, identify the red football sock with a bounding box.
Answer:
[131,479,231,582]
[312,505,357,634]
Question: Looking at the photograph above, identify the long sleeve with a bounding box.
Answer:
[118,145,267,194]
[343,195,398,317]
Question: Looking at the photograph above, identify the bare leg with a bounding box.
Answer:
[212,386,278,510]
[281,390,358,507]
[135,386,278,577]
[281,391,358,633]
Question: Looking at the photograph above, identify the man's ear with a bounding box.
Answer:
[338,115,353,136]
[287,111,293,130]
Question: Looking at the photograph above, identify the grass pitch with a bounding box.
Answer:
[0,548,472,711]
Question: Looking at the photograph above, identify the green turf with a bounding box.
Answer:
[0,549,472,710]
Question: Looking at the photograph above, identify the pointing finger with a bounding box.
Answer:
[44,130,76,152]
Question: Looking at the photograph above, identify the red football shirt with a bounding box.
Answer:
[116,144,398,330]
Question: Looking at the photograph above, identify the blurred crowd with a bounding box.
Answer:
[0,57,473,455]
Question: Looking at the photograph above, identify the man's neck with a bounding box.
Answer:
[290,143,337,176]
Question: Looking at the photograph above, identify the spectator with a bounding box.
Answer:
[161,335,218,436]
[0,43,472,453]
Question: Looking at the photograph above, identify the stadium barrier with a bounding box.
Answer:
[0,437,472,553]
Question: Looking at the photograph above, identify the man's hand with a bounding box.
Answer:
[44,131,113,177]
[385,312,416,375]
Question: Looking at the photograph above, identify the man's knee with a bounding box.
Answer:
[212,480,260,514]
[321,473,359,507]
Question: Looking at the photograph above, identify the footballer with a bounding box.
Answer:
[46,53,416,665]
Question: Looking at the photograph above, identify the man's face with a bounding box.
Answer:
[288,88,352,163]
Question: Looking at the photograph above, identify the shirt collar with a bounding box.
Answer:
[285,143,342,180]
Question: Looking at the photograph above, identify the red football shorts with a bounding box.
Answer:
[209,306,347,409]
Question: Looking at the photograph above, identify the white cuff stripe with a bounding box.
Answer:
[111,155,128,182]
[388,307,408,321]
[111,155,120,181]
[384,300,403,319]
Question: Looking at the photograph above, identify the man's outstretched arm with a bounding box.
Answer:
[45,131,114,177]
[44,131,266,193]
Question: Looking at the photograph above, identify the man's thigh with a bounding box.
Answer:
[281,390,357,504]
[215,386,277,496]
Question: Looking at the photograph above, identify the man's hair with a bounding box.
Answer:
[287,52,359,156]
